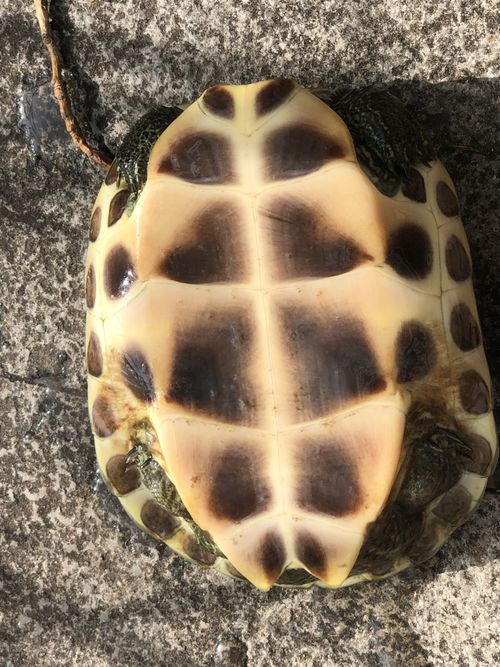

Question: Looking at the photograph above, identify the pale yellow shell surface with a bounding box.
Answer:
[85,80,497,590]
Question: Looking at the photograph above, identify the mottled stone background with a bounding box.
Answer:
[1,1,499,666]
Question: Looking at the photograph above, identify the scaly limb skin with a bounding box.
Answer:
[33,0,113,169]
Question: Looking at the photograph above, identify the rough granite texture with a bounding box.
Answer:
[1,1,499,666]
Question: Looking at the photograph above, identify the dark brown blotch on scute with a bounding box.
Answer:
[256,78,295,116]
[459,370,491,415]
[89,207,101,242]
[183,536,217,565]
[158,132,234,184]
[85,264,96,308]
[92,395,118,438]
[121,348,155,403]
[263,198,372,280]
[401,169,426,203]
[386,223,433,280]
[108,189,129,227]
[296,440,361,516]
[445,235,471,282]
[450,303,481,352]
[295,531,327,578]
[260,532,286,581]
[168,310,256,424]
[105,160,119,185]
[406,518,441,564]
[160,202,246,284]
[433,485,472,525]
[203,85,235,119]
[87,332,103,377]
[141,500,179,539]
[396,320,437,383]
[281,308,386,418]
[106,454,141,495]
[463,433,494,475]
[209,448,270,521]
[436,181,459,217]
[266,123,345,181]
[104,245,137,299]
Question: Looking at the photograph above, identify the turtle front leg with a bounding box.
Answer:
[115,107,183,193]
[325,88,435,195]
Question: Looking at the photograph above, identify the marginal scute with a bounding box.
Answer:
[266,123,345,181]
[256,78,295,117]
[436,181,459,217]
[168,310,256,424]
[396,320,437,383]
[450,303,481,352]
[296,439,361,516]
[260,532,286,581]
[208,447,270,521]
[263,198,372,280]
[295,531,327,578]
[183,535,218,565]
[108,189,129,227]
[106,454,141,495]
[121,348,156,403]
[432,485,472,525]
[105,160,119,185]
[158,132,234,184]
[459,370,490,415]
[203,85,235,119]
[386,223,433,279]
[463,433,494,475]
[401,169,426,202]
[87,332,103,377]
[445,235,471,282]
[141,500,179,538]
[85,264,96,309]
[104,245,137,299]
[92,395,118,438]
[406,517,441,564]
[281,308,386,417]
[89,207,101,242]
[160,202,246,284]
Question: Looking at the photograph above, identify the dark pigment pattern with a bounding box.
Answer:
[296,439,361,516]
[209,447,270,521]
[121,348,156,402]
[104,245,137,299]
[266,123,345,180]
[386,223,433,280]
[280,307,386,417]
[168,310,256,423]
[203,86,235,119]
[262,198,371,280]
[159,132,234,184]
[160,202,246,284]
[106,454,141,495]
[256,78,295,116]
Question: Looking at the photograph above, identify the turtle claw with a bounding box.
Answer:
[125,444,153,470]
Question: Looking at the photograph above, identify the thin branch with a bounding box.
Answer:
[33,0,113,169]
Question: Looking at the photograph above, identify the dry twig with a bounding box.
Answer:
[33,0,112,169]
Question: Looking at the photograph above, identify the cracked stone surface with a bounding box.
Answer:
[1,1,499,666]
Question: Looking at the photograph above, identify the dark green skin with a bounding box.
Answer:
[112,89,484,584]
[115,106,183,193]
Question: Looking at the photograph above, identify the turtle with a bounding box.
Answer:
[84,78,498,591]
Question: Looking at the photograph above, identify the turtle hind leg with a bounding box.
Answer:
[115,106,183,193]
[351,427,472,577]
[325,87,435,196]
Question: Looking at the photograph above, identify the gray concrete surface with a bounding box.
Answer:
[1,1,499,665]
